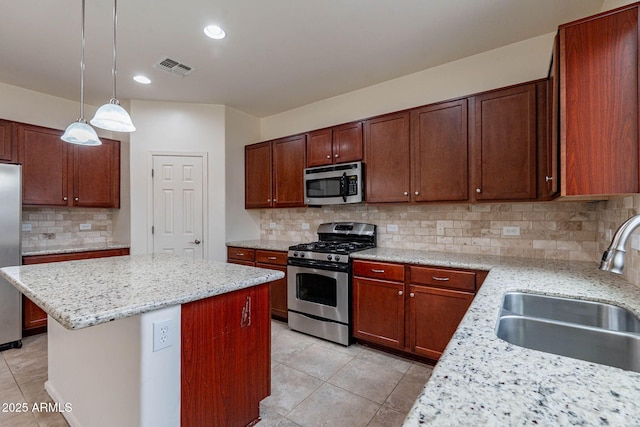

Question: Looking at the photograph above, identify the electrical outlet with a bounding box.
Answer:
[301,223,310,230]
[153,319,173,352]
[387,224,399,233]
[269,222,277,229]
[502,226,521,236]
[632,234,640,251]
[79,223,92,231]
[22,223,32,232]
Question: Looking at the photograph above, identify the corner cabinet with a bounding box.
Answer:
[0,119,16,163]
[352,259,487,361]
[558,4,639,197]
[16,123,120,208]
[181,283,270,427]
[21,248,130,335]
[245,135,306,209]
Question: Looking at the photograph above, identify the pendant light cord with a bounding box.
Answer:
[112,0,117,101]
[80,0,86,120]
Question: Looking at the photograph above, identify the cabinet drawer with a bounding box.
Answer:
[227,247,256,262]
[255,250,287,265]
[409,266,475,292]
[353,260,404,282]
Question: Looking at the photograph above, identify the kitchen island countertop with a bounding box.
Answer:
[0,253,284,330]
[352,248,640,426]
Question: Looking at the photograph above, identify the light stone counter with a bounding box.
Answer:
[0,253,284,330]
[22,242,131,257]
[226,239,295,252]
[352,248,640,426]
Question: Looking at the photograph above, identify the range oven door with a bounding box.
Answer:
[287,262,349,325]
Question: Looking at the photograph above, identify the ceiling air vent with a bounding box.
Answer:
[154,57,194,77]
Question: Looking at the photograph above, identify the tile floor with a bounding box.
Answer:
[0,320,433,427]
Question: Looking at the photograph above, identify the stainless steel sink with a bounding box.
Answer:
[496,292,640,372]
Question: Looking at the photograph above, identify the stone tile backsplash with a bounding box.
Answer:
[21,207,114,250]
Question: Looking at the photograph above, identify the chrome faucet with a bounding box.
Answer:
[600,214,640,274]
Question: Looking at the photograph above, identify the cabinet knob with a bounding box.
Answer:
[475,188,482,193]
[414,191,419,196]
[403,191,409,196]
[398,290,403,296]
[545,176,553,182]
[410,292,415,298]
[326,155,331,159]
[63,196,68,201]
[267,199,271,202]
[74,197,79,201]
[334,154,339,158]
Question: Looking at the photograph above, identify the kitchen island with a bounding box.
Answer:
[0,253,284,427]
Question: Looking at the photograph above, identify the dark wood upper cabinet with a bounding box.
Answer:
[272,134,306,207]
[17,124,69,206]
[306,121,363,167]
[0,119,16,163]
[245,142,272,209]
[559,5,639,196]
[73,138,120,208]
[364,112,411,203]
[411,99,469,202]
[471,83,537,201]
[17,123,120,208]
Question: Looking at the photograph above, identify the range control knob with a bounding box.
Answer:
[335,255,341,262]
[293,252,299,257]
[327,255,333,261]
[300,253,305,258]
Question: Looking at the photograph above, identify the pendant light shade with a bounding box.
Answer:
[90,0,135,132]
[61,0,102,146]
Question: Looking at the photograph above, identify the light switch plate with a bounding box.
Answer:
[301,223,310,230]
[387,224,399,233]
[79,223,92,231]
[269,222,277,229]
[22,223,32,232]
[502,226,520,236]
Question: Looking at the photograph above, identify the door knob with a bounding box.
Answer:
[194,239,201,245]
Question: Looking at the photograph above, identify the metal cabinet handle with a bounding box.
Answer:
[236,252,245,256]
[432,276,450,282]
[410,292,415,298]
[475,188,482,193]
[545,176,553,182]
[398,290,403,296]
[193,239,201,245]
[371,269,385,273]
[267,256,277,260]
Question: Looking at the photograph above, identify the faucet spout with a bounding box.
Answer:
[600,214,640,274]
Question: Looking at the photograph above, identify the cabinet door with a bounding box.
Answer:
[181,284,270,427]
[472,83,537,201]
[257,262,287,320]
[272,134,306,207]
[411,100,469,202]
[352,277,405,349]
[364,112,411,203]
[408,285,473,360]
[333,121,363,164]
[22,296,47,331]
[306,128,333,167]
[560,6,638,196]
[245,142,272,208]
[0,119,16,163]
[17,124,69,206]
[72,138,120,208]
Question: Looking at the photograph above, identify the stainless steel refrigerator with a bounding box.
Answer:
[0,163,22,349]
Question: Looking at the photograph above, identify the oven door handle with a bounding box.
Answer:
[287,257,349,272]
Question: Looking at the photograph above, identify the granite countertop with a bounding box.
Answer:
[0,253,284,330]
[226,239,296,252]
[351,248,640,426]
[22,242,131,257]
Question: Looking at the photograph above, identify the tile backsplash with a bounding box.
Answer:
[21,207,114,250]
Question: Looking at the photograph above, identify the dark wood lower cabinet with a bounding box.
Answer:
[21,248,130,335]
[181,283,270,427]
[353,277,405,349]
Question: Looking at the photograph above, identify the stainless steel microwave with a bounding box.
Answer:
[304,162,364,206]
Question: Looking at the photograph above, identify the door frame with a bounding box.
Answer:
[147,151,209,259]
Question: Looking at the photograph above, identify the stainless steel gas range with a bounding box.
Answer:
[287,222,376,346]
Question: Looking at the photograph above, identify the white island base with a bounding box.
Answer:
[45,306,182,427]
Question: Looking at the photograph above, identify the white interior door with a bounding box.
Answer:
[152,155,205,259]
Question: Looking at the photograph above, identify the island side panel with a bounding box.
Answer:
[181,283,270,427]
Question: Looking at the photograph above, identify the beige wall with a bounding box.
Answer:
[601,0,636,11]
[259,33,555,141]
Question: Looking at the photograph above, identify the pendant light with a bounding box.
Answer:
[61,0,102,146]
[90,0,136,132]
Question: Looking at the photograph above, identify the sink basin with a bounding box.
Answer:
[496,292,640,372]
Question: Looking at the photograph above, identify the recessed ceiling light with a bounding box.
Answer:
[133,75,151,84]
[204,25,226,40]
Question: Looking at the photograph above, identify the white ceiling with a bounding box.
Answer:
[0,0,603,118]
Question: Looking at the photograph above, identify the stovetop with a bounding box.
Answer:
[288,241,375,255]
